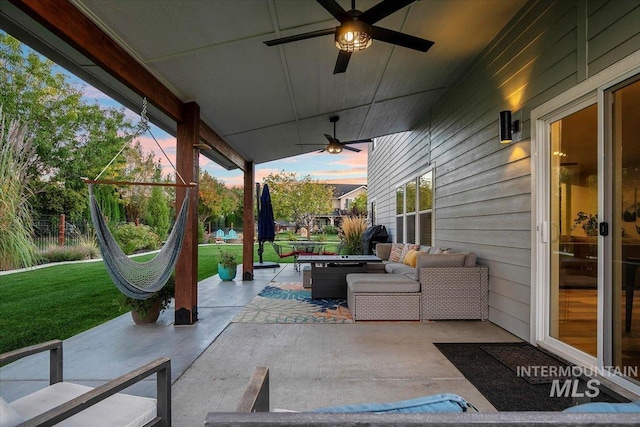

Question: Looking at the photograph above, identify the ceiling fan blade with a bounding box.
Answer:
[343,145,362,153]
[342,138,373,145]
[360,0,416,25]
[333,50,351,74]
[316,0,351,23]
[264,28,336,46]
[318,148,326,153]
[370,26,434,52]
[324,134,338,144]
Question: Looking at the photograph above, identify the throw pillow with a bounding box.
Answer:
[388,243,404,262]
[400,244,420,262]
[403,250,427,268]
[434,247,454,254]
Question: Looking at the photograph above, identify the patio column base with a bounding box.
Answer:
[175,306,198,325]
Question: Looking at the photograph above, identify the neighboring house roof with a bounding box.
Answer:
[331,184,367,199]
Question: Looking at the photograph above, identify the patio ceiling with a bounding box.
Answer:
[0,0,526,170]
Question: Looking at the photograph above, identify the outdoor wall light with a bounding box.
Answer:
[499,110,520,144]
[335,20,372,52]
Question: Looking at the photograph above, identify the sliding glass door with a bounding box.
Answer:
[609,78,640,382]
[540,75,640,387]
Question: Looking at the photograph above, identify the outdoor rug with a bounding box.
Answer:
[232,282,354,324]
[434,342,577,411]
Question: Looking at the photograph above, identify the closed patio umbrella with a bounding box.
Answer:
[255,183,280,269]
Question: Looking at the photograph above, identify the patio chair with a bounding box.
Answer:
[214,229,225,243]
[270,242,297,260]
[0,340,171,427]
[223,229,238,242]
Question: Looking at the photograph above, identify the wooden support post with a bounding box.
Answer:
[242,161,255,281]
[175,102,199,325]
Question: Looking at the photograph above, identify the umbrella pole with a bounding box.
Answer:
[258,241,264,263]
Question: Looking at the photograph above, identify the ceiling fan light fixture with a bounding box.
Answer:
[327,141,343,154]
[335,21,372,52]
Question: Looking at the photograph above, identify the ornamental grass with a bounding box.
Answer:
[0,109,39,271]
[339,215,367,255]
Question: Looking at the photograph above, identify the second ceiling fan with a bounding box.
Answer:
[298,116,372,154]
[264,0,434,74]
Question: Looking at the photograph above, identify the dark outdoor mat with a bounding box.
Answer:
[481,343,572,384]
[435,342,573,412]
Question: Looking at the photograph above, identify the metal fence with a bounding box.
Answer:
[33,214,94,250]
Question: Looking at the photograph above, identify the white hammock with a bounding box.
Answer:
[89,184,190,300]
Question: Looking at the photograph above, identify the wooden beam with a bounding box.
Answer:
[10,0,183,122]
[199,120,245,171]
[242,161,255,281]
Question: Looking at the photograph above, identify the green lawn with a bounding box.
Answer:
[0,241,340,354]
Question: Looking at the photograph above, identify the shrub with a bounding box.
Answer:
[323,225,339,235]
[112,223,161,254]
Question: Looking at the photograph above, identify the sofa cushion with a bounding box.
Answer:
[1,397,25,427]
[313,393,473,413]
[375,243,392,260]
[414,253,467,280]
[10,382,157,427]
[384,263,415,277]
[400,244,420,262]
[347,273,420,293]
[388,244,404,262]
[464,252,477,266]
[419,245,431,253]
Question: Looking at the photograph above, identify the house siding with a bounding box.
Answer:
[368,0,640,341]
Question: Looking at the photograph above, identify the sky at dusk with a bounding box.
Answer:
[76,75,369,188]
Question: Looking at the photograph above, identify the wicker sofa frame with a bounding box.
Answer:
[346,243,489,322]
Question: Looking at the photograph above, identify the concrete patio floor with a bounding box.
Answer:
[1,262,521,426]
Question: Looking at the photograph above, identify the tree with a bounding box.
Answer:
[263,171,334,236]
[351,191,367,216]
[118,142,160,222]
[198,171,238,227]
[1,33,141,220]
[144,170,170,239]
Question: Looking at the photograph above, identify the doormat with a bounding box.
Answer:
[481,343,572,384]
[232,282,354,324]
[435,342,574,411]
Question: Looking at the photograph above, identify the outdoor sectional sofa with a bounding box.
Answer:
[346,243,488,321]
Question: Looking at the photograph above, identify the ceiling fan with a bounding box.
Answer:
[298,116,372,154]
[264,0,434,74]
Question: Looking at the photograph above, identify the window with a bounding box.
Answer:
[395,169,434,244]
[419,172,433,245]
[395,187,404,243]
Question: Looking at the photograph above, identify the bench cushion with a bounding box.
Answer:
[10,382,157,427]
[347,273,420,293]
